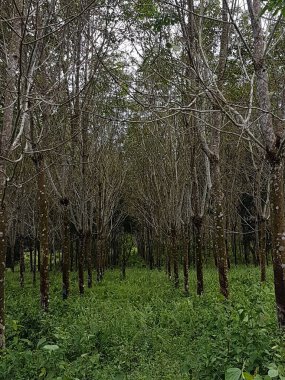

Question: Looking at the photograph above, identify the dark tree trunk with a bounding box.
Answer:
[121,244,126,280]
[167,252,172,280]
[270,160,285,326]
[0,204,6,349]
[36,155,49,311]
[259,218,266,282]
[61,199,70,299]
[33,240,37,286]
[194,217,203,295]
[147,229,154,270]
[96,238,102,283]
[212,163,229,298]
[78,231,85,295]
[183,252,189,295]
[37,240,41,272]
[86,231,92,288]
[19,236,25,288]
[10,244,15,273]
[29,245,33,272]
[171,227,179,288]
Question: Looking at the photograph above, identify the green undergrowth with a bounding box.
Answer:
[1,266,284,380]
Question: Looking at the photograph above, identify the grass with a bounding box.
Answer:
[1,266,284,380]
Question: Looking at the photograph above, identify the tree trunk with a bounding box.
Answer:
[194,217,203,295]
[171,227,179,288]
[35,155,49,311]
[259,218,266,282]
[33,240,37,286]
[61,199,70,299]
[183,252,189,295]
[212,162,229,298]
[0,0,21,349]
[0,202,6,350]
[78,231,85,295]
[270,161,285,326]
[19,236,25,288]
[86,231,92,288]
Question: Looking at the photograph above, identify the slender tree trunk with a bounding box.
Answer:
[183,252,189,295]
[78,231,85,295]
[19,236,25,288]
[35,155,49,311]
[0,202,6,350]
[29,245,33,272]
[61,199,70,299]
[0,0,21,349]
[270,161,285,326]
[194,217,203,295]
[121,244,126,280]
[96,238,101,283]
[37,240,41,272]
[259,218,266,282]
[33,240,37,286]
[212,162,229,298]
[70,238,74,272]
[86,231,92,288]
[11,244,15,273]
[167,252,172,280]
[171,226,179,288]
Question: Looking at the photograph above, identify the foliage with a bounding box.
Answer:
[261,0,285,15]
[1,267,284,380]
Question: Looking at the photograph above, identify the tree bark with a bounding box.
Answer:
[19,236,25,288]
[0,202,6,350]
[194,217,203,295]
[259,217,266,282]
[183,252,189,295]
[34,155,49,311]
[61,198,70,299]
[86,231,92,288]
[38,162,49,311]
[270,161,285,326]
[212,162,229,298]
[78,231,85,295]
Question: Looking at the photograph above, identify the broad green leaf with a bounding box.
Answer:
[225,368,242,380]
[243,372,254,380]
[42,344,59,352]
[37,337,47,348]
[268,369,279,378]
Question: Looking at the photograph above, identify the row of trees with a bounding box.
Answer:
[1,0,285,348]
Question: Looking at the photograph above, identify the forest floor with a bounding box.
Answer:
[1,266,285,380]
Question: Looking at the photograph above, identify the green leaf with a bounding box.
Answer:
[254,375,263,380]
[42,344,59,352]
[268,369,279,378]
[20,338,32,346]
[37,337,47,348]
[225,368,242,380]
[39,367,47,378]
[243,372,254,380]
